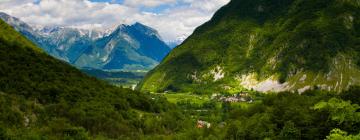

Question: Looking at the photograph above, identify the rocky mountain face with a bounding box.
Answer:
[138,0,360,93]
[75,23,170,70]
[0,12,171,71]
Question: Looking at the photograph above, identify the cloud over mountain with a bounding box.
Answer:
[0,0,229,42]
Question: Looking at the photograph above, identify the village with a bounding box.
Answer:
[196,92,254,129]
[211,92,253,103]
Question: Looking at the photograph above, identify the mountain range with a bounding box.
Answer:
[0,12,171,71]
[138,0,360,93]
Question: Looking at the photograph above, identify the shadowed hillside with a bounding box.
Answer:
[0,19,172,139]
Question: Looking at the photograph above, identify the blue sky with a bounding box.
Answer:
[0,0,229,42]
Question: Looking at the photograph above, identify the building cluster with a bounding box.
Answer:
[212,92,253,103]
[197,120,211,128]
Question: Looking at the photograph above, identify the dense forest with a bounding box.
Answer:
[143,88,360,140]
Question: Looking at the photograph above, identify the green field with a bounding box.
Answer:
[163,93,210,104]
[160,92,255,111]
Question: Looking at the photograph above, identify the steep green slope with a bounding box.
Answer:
[139,0,360,94]
[0,19,172,139]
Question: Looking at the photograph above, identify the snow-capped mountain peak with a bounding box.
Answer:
[0,12,172,71]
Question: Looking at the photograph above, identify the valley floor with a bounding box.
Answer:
[140,89,360,140]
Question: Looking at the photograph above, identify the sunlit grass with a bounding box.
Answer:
[164,93,210,105]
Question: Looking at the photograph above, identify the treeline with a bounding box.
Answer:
[140,87,360,140]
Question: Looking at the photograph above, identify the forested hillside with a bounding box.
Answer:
[0,19,174,139]
[139,0,360,94]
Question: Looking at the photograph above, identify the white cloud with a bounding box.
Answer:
[0,0,230,42]
[0,0,11,2]
[124,0,176,7]
[183,0,229,12]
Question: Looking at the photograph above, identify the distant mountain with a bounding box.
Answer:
[0,12,43,49]
[36,26,102,63]
[138,0,360,93]
[75,23,170,70]
[0,12,171,71]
